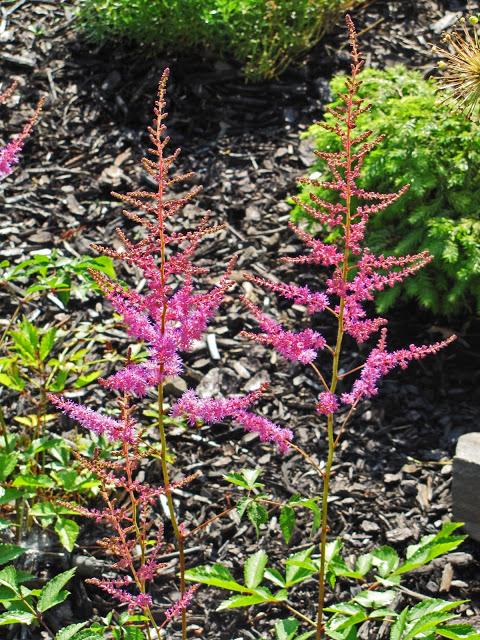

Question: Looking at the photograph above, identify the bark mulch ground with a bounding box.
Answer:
[1,0,480,638]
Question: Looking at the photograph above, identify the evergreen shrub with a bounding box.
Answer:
[293,65,480,315]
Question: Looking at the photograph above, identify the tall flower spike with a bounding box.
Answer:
[242,15,456,637]
[0,88,44,179]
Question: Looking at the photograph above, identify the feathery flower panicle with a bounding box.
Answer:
[0,85,44,179]
[243,14,455,419]
[434,15,480,121]
[164,585,200,622]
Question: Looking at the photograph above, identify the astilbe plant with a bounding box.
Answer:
[237,16,455,638]
[49,69,293,639]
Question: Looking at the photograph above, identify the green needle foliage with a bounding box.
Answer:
[77,0,360,81]
[293,65,480,315]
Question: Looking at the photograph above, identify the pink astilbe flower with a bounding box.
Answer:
[87,577,153,612]
[341,329,456,405]
[164,585,199,622]
[171,387,260,424]
[316,391,339,416]
[171,384,292,452]
[48,394,136,443]
[243,14,455,425]
[241,297,326,364]
[0,87,43,179]
[234,410,293,453]
[244,273,329,314]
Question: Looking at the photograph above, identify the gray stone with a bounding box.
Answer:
[452,432,480,541]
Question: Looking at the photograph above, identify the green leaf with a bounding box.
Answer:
[408,599,467,621]
[0,610,35,625]
[264,567,286,588]
[72,371,102,389]
[0,372,25,391]
[280,506,296,544]
[390,606,409,640]
[55,623,88,640]
[225,468,263,490]
[353,590,396,609]
[244,550,268,589]
[13,474,55,489]
[0,453,18,481]
[217,592,273,610]
[37,567,76,612]
[54,518,79,552]
[437,624,480,639]
[0,544,25,566]
[247,501,268,536]
[394,523,466,577]
[39,328,56,361]
[370,546,400,578]
[275,617,300,640]
[355,553,373,576]
[184,564,248,593]
[0,565,20,593]
[123,628,147,640]
[403,612,458,640]
[285,547,317,587]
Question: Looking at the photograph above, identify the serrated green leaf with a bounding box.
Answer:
[72,370,102,389]
[0,453,18,481]
[217,592,272,610]
[275,617,300,640]
[404,612,459,640]
[185,564,248,593]
[437,624,480,639]
[0,565,19,592]
[408,599,467,621]
[54,518,79,552]
[37,567,76,612]
[0,610,35,625]
[280,506,296,544]
[394,523,466,577]
[247,501,268,536]
[264,567,286,588]
[55,622,88,640]
[244,550,268,589]
[355,553,373,576]
[353,590,396,609]
[370,546,400,578]
[390,606,409,640]
[123,627,147,640]
[0,544,25,566]
[39,328,56,361]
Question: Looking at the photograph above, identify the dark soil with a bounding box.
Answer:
[1,0,480,638]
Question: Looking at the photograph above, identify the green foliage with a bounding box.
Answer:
[77,0,360,81]
[292,65,480,315]
[0,564,76,630]
[187,522,478,638]
[0,249,115,307]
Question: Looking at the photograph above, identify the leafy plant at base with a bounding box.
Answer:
[292,65,480,314]
[0,546,76,635]
[78,0,362,81]
[0,314,114,548]
[187,523,479,639]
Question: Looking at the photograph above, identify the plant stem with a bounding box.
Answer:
[315,65,355,639]
[158,382,187,640]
